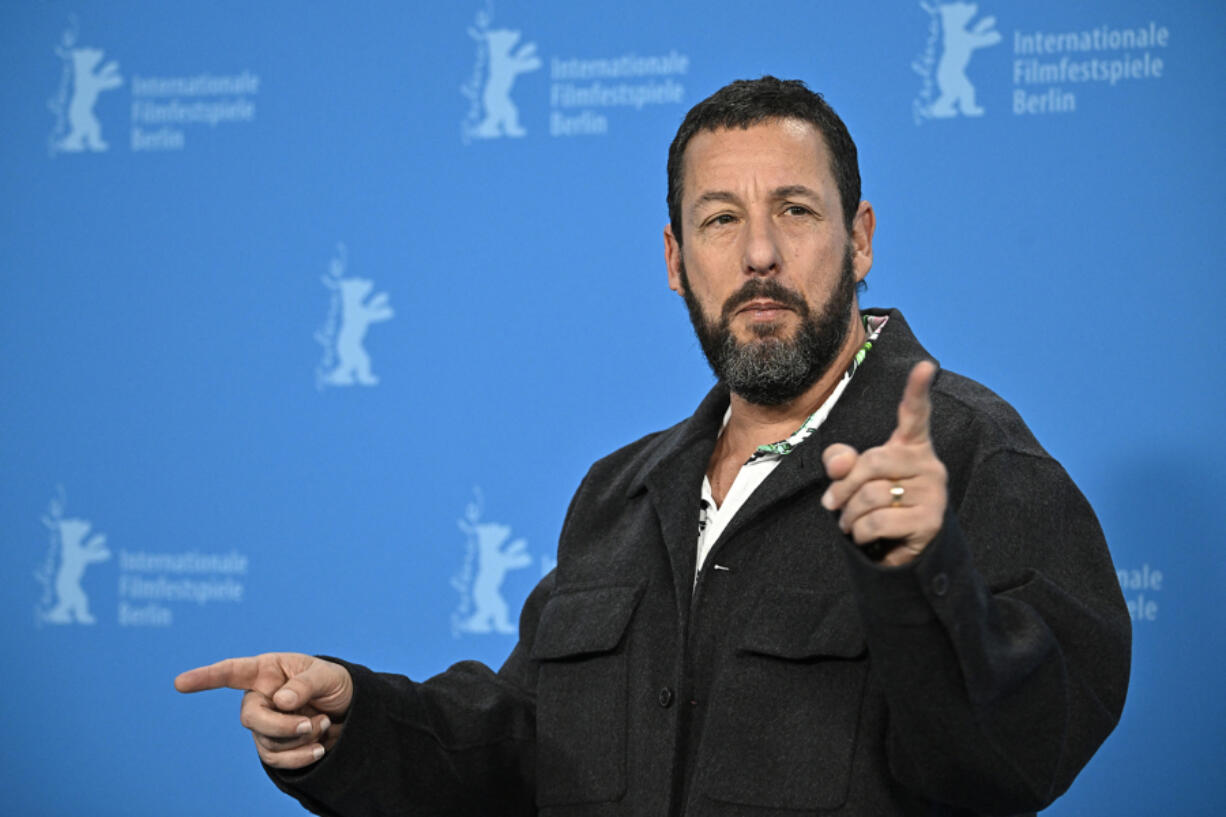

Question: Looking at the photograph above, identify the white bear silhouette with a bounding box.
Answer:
[56,46,122,152]
[470,27,541,138]
[455,518,531,634]
[44,517,110,624]
[926,2,1000,118]
[321,276,393,386]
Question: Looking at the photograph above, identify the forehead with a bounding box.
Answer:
[682,118,833,200]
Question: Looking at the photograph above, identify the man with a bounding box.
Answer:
[177,77,1130,816]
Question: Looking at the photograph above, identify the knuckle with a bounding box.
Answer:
[837,508,854,533]
[840,497,860,522]
[258,744,302,770]
[240,693,267,725]
[253,736,275,764]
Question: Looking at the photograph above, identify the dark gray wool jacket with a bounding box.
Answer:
[273,308,1131,817]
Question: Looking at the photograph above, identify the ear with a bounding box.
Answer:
[849,200,876,284]
[664,224,685,295]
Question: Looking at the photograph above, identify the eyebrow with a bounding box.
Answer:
[771,184,821,201]
[691,190,739,211]
[690,185,822,213]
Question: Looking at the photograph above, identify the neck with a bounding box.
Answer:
[722,308,866,453]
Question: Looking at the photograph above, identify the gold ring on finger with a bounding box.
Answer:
[889,483,905,507]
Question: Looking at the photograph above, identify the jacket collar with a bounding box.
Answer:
[627,383,728,500]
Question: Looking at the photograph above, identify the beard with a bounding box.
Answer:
[680,245,858,406]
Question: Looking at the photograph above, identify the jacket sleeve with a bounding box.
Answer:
[839,449,1130,815]
[266,572,556,817]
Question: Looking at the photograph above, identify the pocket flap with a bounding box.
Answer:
[531,583,643,660]
[738,589,865,659]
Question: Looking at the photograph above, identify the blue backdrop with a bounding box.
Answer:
[4,1,1224,814]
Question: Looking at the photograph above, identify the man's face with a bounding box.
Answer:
[665,118,873,405]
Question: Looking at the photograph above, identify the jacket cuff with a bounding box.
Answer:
[839,508,975,628]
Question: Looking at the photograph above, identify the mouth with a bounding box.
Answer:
[736,299,794,320]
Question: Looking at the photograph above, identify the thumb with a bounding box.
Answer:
[272,658,352,717]
[822,443,859,480]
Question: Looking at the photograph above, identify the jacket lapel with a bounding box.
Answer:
[635,387,726,611]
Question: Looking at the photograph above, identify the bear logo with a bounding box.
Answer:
[50,21,123,154]
[462,7,541,141]
[315,244,394,388]
[920,2,1001,119]
[36,491,111,626]
[451,488,533,636]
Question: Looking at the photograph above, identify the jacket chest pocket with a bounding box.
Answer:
[531,583,642,807]
[698,590,868,812]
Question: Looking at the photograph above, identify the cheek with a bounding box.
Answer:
[683,251,734,298]
[784,233,844,278]
[780,221,837,254]
[690,283,724,317]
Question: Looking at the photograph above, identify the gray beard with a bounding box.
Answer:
[681,246,857,406]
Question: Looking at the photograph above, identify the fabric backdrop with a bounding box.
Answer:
[3,1,1223,814]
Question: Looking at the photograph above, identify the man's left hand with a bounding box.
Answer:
[821,361,947,567]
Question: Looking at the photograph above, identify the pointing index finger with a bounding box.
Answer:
[174,656,262,694]
[892,361,937,444]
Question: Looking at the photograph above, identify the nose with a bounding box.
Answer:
[742,213,781,277]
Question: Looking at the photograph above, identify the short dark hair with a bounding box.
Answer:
[666,76,861,246]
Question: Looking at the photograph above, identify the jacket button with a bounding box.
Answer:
[657,687,674,708]
[931,572,950,597]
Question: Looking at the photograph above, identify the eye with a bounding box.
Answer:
[783,204,813,217]
[704,213,738,228]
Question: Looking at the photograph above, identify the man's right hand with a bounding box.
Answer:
[175,653,354,769]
